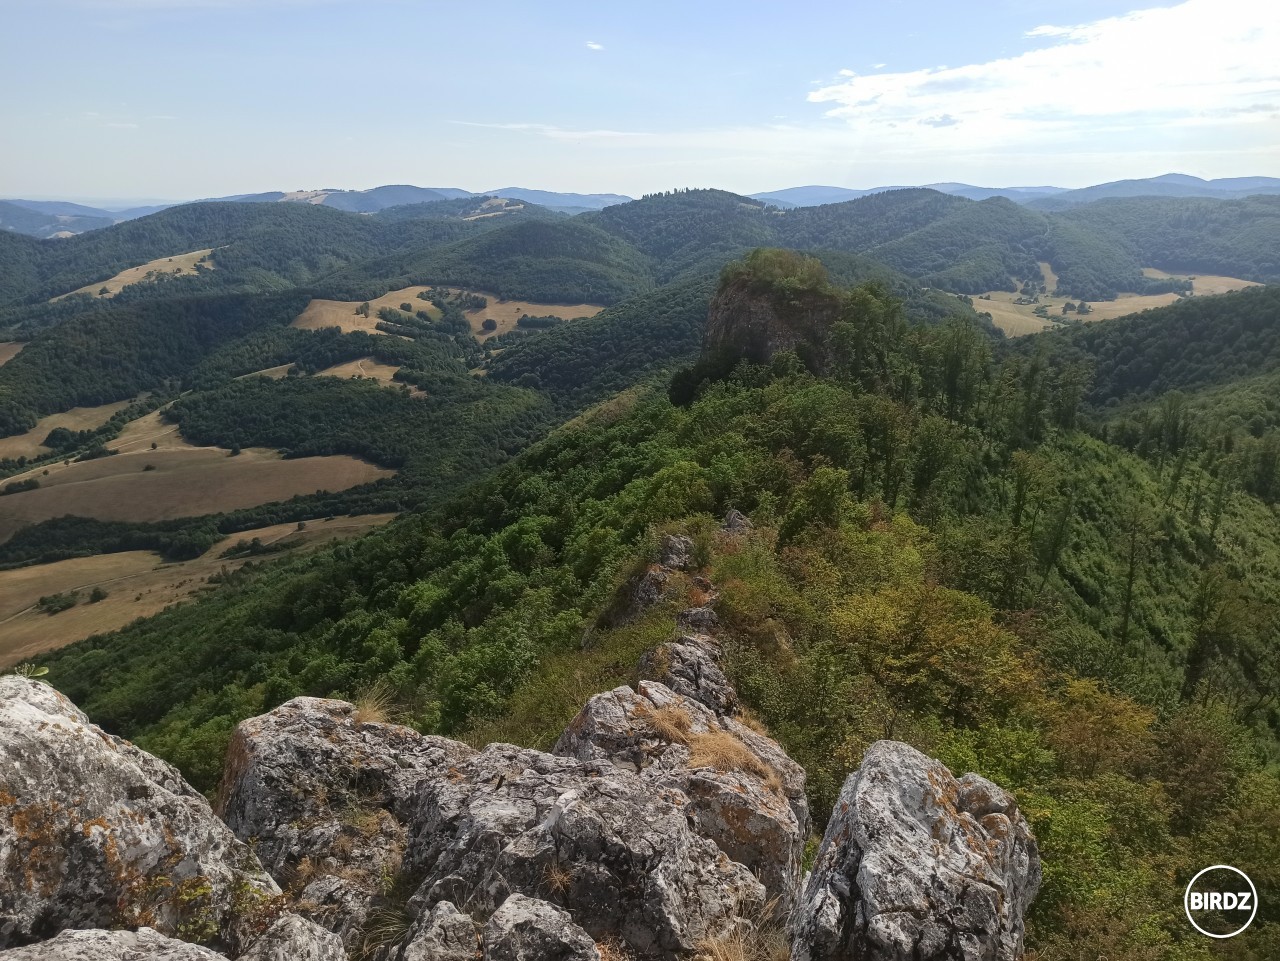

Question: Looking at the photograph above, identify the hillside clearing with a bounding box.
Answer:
[972,268,1262,337]
[0,400,133,460]
[0,447,392,541]
[236,364,293,380]
[461,293,603,341]
[1141,268,1262,296]
[0,513,397,667]
[292,285,440,334]
[292,285,604,342]
[315,356,405,384]
[51,248,215,301]
[0,343,23,367]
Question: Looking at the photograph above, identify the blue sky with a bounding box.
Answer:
[2,0,1277,202]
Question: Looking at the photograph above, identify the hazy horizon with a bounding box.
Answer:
[3,0,1278,199]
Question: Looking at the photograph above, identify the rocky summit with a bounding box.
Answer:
[0,523,1042,961]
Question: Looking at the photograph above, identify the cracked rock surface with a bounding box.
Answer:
[790,740,1041,961]
[0,677,278,953]
[400,741,763,960]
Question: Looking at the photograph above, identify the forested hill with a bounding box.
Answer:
[5,189,1277,321]
[36,252,1280,958]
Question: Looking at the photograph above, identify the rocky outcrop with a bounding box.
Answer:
[482,895,600,961]
[0,927,227,960]
[215,696,473,947]
[637,632,736,715]
[0,677,278,953]
[554,680,807,911]
[702,274,842,371]
[389,901,478,961]
[238,914,346,961]
[401,741,763,960]
[790,741,1042,961]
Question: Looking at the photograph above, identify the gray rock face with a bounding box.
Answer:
[0,677,278,952]
[702,278,842,372]
[0,927,226,960]
[554,681,806,911]
[215,696,473,947]
[395,901,478,961]
[637,634,736,715]
[483,894,600,961]
[675,606,720,633]
[401,741,763,960]
[791,741,1042,961]
[722,509,753,534]
[240,913,347,961]
[658,535,695,571]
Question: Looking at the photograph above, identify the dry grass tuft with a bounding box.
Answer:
[688,730,782,792]
[597,937,638,961]
[290,856,321,892]
[353,679,396,725]
[643,703,693,744]
[696,898,789,961]
[543,860,574,895]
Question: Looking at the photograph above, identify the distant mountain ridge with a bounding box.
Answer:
[751,174,1280,209]
[9,173,1280,239]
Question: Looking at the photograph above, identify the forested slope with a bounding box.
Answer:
[36,253,1280,957]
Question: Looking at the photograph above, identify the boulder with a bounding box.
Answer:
[675,606,720,633]
[791,740,1042,961]
[240,913,346,961]
[637,634,736,715]
[401,741,763,960]
[0,927,225,960]
[553,681,806,911]
[482,894,599,961]
[658,535,695,571]
[0,677,278,952]
[722,509,753,534]
[215,696,473,946]
[393,901,478,961]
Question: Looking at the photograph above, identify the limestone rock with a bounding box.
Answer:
[215,696,472,946]
[702,275,842,372]
[483,894,600,961]
[791,740,1042,961]
[637,635,736,715]
[394,901,478,961]
[658,535,695,571]
[401,741,763,960]
[240,913,347,961]
[0,677,278,952]
[553,681,806,911]
[675,606,720,633]
[0,927,226,960]
[722,509,753,534]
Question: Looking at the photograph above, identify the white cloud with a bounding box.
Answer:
[808,0,1280,152]
[585,40,603,51]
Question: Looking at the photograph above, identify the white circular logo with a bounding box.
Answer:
[1184,865,1258,939]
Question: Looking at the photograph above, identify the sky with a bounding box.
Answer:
[1,0,1278,203]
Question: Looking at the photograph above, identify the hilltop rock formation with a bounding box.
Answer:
[0,676,278,953]
[791,740,1042,961]
[702,259,842,371]
[554,680,806,909]
[215,696,472,949]
[400,740,763,960]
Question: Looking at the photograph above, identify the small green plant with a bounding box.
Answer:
[8,664,49,678]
